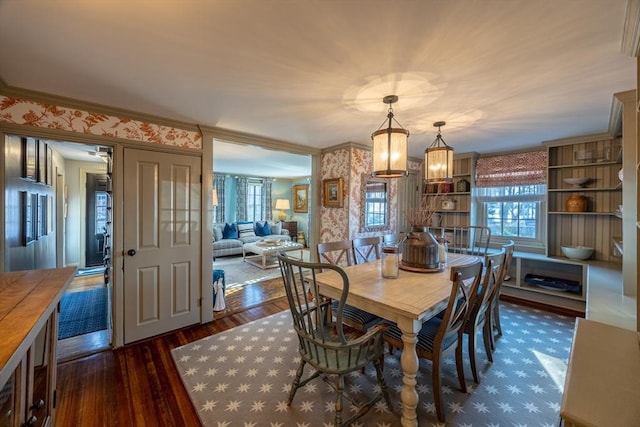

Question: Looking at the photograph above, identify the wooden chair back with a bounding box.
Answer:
[444,226,491,257]
[316,240,355,267]
[352,236,381,264]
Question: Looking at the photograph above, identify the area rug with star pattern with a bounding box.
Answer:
[171,302,576,426]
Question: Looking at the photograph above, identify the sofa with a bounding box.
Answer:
[212,220,290,259]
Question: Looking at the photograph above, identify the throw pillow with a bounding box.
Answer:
[256,221,271,237]
[212,226,223,242]
[222,223,238,239]
[255,221,270,237]
[237,221,256,238]
[270,221,282,235]
[261,221,272,236]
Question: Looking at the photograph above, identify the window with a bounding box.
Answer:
[478,185,545,239]
[246,181,263,221]
[361,175,389,231]
[95,191,108,234]
[475,151,547,247]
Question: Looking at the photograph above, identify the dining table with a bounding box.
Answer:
[314,252,479,427]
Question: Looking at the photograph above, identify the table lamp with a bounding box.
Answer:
[275,199,290,221]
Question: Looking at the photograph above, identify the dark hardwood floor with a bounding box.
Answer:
[56,297,289,426]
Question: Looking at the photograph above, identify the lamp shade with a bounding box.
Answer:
[275,199,290,210]
[372,128,409,178]
[275,199,290,221]
[424,121,454,184]
[425,146,454,183]
[371,95,409,178]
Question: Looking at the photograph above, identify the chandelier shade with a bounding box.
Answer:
[425,121,454,184]
[371,95,409,178]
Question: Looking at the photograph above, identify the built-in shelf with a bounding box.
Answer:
[548,211,617,216]
[548,187,622,192]
[548,160,620,169]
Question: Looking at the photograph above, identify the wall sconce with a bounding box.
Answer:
[371,95,409,178]
[424,121,454,183]
[275,199,290,221]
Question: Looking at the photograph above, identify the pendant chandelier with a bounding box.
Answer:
[371,95,409,178]
[424,121,454,183]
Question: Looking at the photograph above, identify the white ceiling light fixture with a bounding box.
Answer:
[371,95,409,179]
[424,121,454,184]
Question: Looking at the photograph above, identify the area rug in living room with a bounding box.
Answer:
[213,250,310,288]
[172,302,576,426]
[213,256,282,287]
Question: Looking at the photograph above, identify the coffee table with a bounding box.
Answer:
[242,240,304,269]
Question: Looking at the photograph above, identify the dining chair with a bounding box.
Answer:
[316,240,355,267]
[316,241,382,332]
[382,259,483,422]
[352,236,381,264]
[463,249,506,383]
[443,226,491,257]
[277,253,392,426]
[490,240,515,342]
[382,232,406,246]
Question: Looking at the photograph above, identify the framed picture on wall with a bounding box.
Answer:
[46,144,53,186]
[292,184,308,213]
[21,191,36,246]
[38,194,48,238]
[37,140,47,184]
[21,137,37,181]
[322,177,344,208]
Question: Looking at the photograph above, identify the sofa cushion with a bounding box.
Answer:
[255,221,272,237]
[270,221,282,235]
[213,239,242,250]
[212,226,223,242]
[223,223,238,239]
[237,221,256,238]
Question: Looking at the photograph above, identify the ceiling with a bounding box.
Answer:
[0,1,636,177]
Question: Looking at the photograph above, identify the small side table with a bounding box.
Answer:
[282,221,298,241]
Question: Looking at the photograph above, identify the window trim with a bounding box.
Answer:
[474,184,547,252]
[360,174,390,232]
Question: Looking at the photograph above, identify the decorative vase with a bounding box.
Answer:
[566,194,587,212]
[401,227,440,270]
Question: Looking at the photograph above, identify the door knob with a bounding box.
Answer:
[127,249,136,256]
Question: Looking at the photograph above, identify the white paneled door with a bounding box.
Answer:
[123,148,201,344]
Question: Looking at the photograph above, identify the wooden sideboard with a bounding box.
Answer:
[0,267,75,427]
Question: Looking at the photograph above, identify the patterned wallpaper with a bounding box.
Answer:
[320,148,350,243]
[0,96,202,149]
[320,145,423,244]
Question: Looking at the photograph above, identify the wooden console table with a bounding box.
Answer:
[0,267,76,427]
[560,318,640,426]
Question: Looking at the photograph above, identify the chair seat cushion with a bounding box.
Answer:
[384,318,458,353]
[331,300,382,329]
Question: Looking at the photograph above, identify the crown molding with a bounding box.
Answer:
[542,132,615,147]
[621,0,640,56]
[201,125,320,157]
[0,83,201,132]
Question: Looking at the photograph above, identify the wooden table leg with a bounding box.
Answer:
[398,317,420,427]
